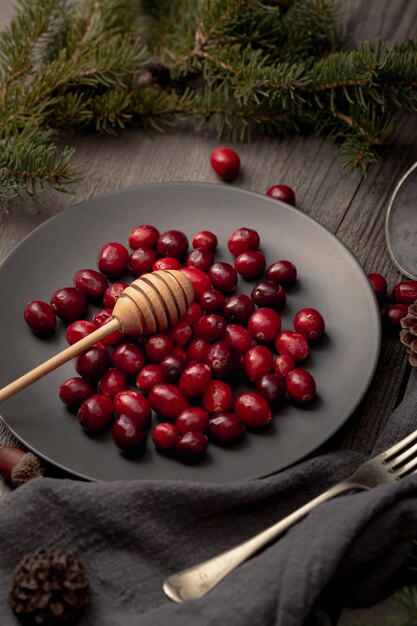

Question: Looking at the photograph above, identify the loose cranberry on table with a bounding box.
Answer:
[256,373,285,405]
[176,431,208,464]
[208,413,245,446]
[234,392,272,429]
[205,341,241,379]
[392,280,417,304]
[266,260,297,288]
[98,368,128,398]
[227,227,260,257]
[175,407,209,435]
[234,251,266,280]
[144,333,174,362]
[179,363,212,398]
[152,257,182,271]
[210,147,240,181]
[275,330,310,362]
[77,394,114,434]
[293,308,325,342]
[128,224,159,250]
[223,324,252,353]
[251,281,286,310]
[384,304,409,327]
[152,423,179,453]
[97,242,129,278]
[243,345,274,382]
[184,301,203,326]
[266,184,296,206]
[66,320,97,345]
[92,308,125,345]
[273,353,295,377]
[208,262,238,293]
[73,269,108,301]
[50,287,88,323]
[194,314,226,342]
[160,353,188,383]
[186,248,214,273]
[149,383,189,419]
[247,308,281,343]
[202,380,234,414]
[368,273,388,301]
[192,230,218,252]
[112,415,148,457]
[128,247,157,275]
[223,294,255,325]
[180,267,212,299]
[157,229,189,259]
[59,377,95,408]
[102,282,128,309]
[75,344,110,380]
[168,320,193,346]
[112,343,145,378]
[285,368,316,404]
[24,300,57,336]
[200,290,226,314]
[136,364,164,394]
[113,390,152,427]
[187,337,210,362]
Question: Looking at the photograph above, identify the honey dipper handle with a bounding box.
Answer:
[0,319,121,404]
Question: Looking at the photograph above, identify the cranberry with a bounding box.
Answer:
[161,353,188,383]
[205,341,241,379]
[65,320,97,345]
[228,227,260,257]
[256,373,285,404]
[102,282,128,309]
[200,290,226,314]
[384,304,409,327]
[251,281,286,310]
[275,330,310,362]
[179,363,212,398]
[202,380,234,414]
[98,368,128,398]
[112,343,145,378]
[186,248,214,273]
[149,383,189,419]
[97,242,129,278]
[50,287,88,323]
[144,334,174,362]
[208,262,238,293]
[192,231,218,252]
[223,324,252,353]
[128,247,157,275]
[266,184,296,205]
[168,320,193,346]
[286,368,316,403]
[266,260,297,288]
[368,273,388,301]
[157,230,188,259]
[392,280,417,304]
[171,346,188,360]
[152,257,182,271]
[210,146,240,181]
[235,251,266,280]
[273,353,295,377]
[76,344,110,380]
[243,345,273,381]
[114,390,152,427]
[176,431,208,463]
[128,224,159,249]
[92,308,125,345]
[195,314,226,342]
[112,415,148,456]
[187,337,210,361]
[136,364,164,393]
[293,308,325,341]
[24,300,57,336]
[175,408,209,435]
[184,301,203,326]
[179,267,212,299]
[248,308,281,343]
[73,269,108,301]
[223,294,255,325]
[78,394,114,433]
[208,413,245,446]
[152,423,179,452]
[234,392,272,429]
[59,377,95,408]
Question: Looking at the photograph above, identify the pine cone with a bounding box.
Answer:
[400,302,417,366]
[10,548,89,625]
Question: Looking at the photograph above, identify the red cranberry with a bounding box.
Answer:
[92,308,125,345]
[266,184,296,205]
[228,227,260,257]
[205,341,241,379]
[208,413,245,446]
[97,242,129,278]
[210,147,240,181]
[157,230,188,259]
[273,354,295,377]
[286,368,316,403]
[73,269,108,301]
[112,415,148,456]
[234,251,266,280]
[179,267,212,299]
[243,345,273,381]
[171,346,188,360]
[152,423,179,452]
[168,320,193,346]
[136,364,164,393]
[266,260,297,288]
[248,308,281,343]
[98,368,128,398]
[223,324,252,353]
[145,334,174,362]
[275,330,310,362]
[161,353,188,383]
[112,343,145,378]
[114,390,152,427]
[128,224,159,250]
[202,380,234,414]
[59,377,95,408]
[392,280,417,304]
[149,383,189,419]
[187,337,210,361]
[251,281,286,310]
[368,273,388,301]
[175,408,209,435]
[128,247,157,275]
[195,314,226,342]
[66,320,97,345]
[256,373,285,404]
[102,282,128,309]
[234,392,272,428]
[208,262,238,293]
[152,257,182,271]
[293,308,325,341]
[384,304,409,327]
[78,394,114,433]
[176,431,208,463]
[50,287,88,323]
[76,344,110,380]
[223,294,255,325]
[179,363,212,398]
[186,248,214,273]
[192,231,218,252]
[24,300,57,336]
[184,301,203,326]
[200,290,226,314]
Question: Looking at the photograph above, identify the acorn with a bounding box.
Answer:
[0,447,44,488]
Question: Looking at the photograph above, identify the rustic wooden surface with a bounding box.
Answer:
[0,0,416,621]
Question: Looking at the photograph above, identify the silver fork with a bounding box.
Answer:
[163,428,417,603]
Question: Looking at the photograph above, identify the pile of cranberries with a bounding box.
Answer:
[367,273,417,327]
[23,224,325,465]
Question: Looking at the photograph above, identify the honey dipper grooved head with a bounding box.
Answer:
[112,270,194,335]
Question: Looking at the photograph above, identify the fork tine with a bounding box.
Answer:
[388,441,417,469]
[381,429,417,462]
[395,456,417,479]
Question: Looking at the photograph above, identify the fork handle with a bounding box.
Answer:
[163,479,364,603]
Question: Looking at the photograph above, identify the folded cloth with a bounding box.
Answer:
[1,392,417,626]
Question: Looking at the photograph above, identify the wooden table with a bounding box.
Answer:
[0,0,415,622]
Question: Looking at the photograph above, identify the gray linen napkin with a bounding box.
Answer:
[1,392,417,626]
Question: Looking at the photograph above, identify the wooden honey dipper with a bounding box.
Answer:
[0,270,194,404]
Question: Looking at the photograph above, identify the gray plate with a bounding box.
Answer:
[0,183,380,483]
